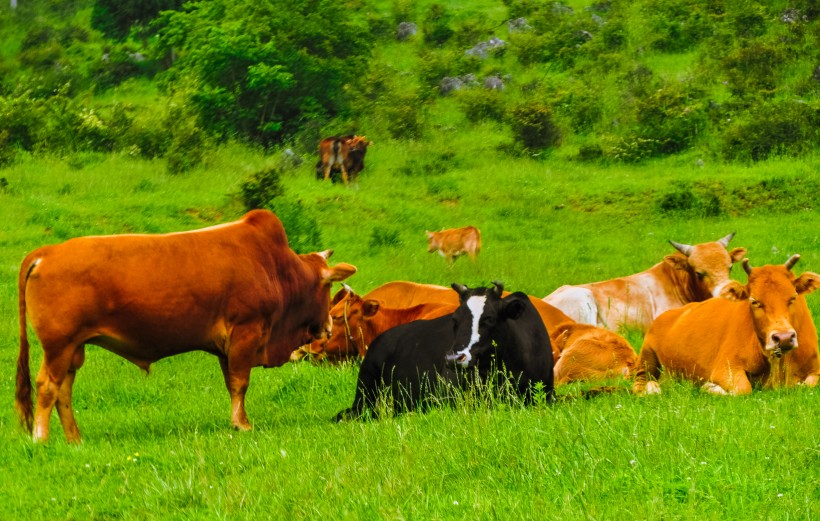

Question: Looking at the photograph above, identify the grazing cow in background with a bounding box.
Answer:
[544,233,747,332]
[316,135,372,185]
[15,209,357,443]
[293,280,572,363]
[632,256,820,396]
[335,282,554,421]
[550,322,637,385]
[426,226,481,266]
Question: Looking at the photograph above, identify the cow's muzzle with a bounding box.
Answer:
[445,351,470,369]
[769,330,797,358]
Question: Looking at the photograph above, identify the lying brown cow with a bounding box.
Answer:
[295,280,572,362]
[544,233,747,331]
[317,135,372,185]
[426,226,481,266]
[15,209,356,443]
[633,255,820,396]
[550,322,637,385]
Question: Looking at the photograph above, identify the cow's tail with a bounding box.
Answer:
[332,139,341,161]
[16,253,37,434]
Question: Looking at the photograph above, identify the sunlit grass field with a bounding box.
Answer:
[1,136,819,519]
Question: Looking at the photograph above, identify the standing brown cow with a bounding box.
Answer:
[15,210,356,443]
[317,135,372,185]
[426,226,481,266]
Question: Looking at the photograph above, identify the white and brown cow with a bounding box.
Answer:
[544,233,747,332]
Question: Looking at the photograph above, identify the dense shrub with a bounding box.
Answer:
[633,81,707,155]
[240,167,285,210]
[508,100,561,151]
[397,147,457,177]
[381,91,426,139]
[457,88,506,123]
[721,43,785,97]
[267,198,322,254]
[422,4,454,46]
[720,100,819,162]
[656,181,723,217]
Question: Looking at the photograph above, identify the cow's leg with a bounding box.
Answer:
[219,328,261,430]
[711,364,752,396]
[632,344,662,395]
[33,344,80,443]
[340,164,349,186]
[55,345,86,444]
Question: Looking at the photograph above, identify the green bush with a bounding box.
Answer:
[508,100,561,151]
[721,42,785,97]
[240,167,285,210]
[382,91,426,139]
[267,198,322,254]
[656,181,723,217]
[422,4,454,46]
[720,100,819,162]
[457,88,505,123]
[397,148,457,177]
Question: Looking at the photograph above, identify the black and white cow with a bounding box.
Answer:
[334,282,554,421]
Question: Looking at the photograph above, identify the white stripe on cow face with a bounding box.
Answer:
[452,295,486,367]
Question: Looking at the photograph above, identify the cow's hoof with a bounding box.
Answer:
[232,422,252,432]
[645,381,661,395]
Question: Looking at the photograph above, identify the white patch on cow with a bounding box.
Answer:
[701,382,728,395]
[710,279,731,298]
[544,286,597,325]
[452,295,487,367]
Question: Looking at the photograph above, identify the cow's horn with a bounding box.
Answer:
[669,240,693,256]
[717,232,736,248]
[785,254,800,271]
[491,280,504,297]
[452,283,468,295]
[742,258,752,275]
[342,283,355,295]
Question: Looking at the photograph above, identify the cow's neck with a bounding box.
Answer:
[653,260,710,306]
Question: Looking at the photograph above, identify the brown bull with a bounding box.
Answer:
[633,255,820,396]
[317,135,372,185]
[16,210,356,443]
[544,233,747,332]
[550,322,637,385]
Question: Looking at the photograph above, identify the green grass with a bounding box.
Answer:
[2,139,820,518]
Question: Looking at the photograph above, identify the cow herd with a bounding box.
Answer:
[13,209,820,443]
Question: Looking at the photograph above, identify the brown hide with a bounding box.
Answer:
[15,209,356,443]
[295,280,572,362]
[544,233,747,332]
[317,135,372,185]
[550,322,637,385]
[426,226,481,266]
[633,258,820,396]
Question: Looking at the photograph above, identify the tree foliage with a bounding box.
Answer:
[154,0,373,145]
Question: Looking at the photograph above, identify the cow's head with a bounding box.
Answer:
[720,255,820,358]
[348,135,372,152]
[425,231,441,253]
[297,250,357,344]
[300,285,356,361]
[319,288,378,361]
[445,281,528,369]
[665,232,747,299]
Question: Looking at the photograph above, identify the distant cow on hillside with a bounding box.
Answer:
[426,226,481,266]
[316,135,372,185]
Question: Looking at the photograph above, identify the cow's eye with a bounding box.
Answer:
[788,296,797,306]
[696,272,706,280]
[750,298,763,309]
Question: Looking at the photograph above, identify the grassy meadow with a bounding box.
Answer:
[1,134,820,519]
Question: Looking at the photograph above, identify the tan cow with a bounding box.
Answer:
[633,256,820,396]
[15,209,356,443]
[426,226,481,266]
[295,280,573,362]
[544,233,747,332]
[551,322,637,385]
[317,135,372,185]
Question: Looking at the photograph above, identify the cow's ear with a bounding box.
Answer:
[323,263,357,283]
[663,254,689,271]
[362,300,381,318]
[719,281,748,301]
[426,231,434,238]
[501,298,527,320]
[795,272,820,296]
[552,328,571,353]
[729,247,747,263]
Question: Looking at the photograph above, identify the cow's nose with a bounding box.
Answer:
[771,330,797,349]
